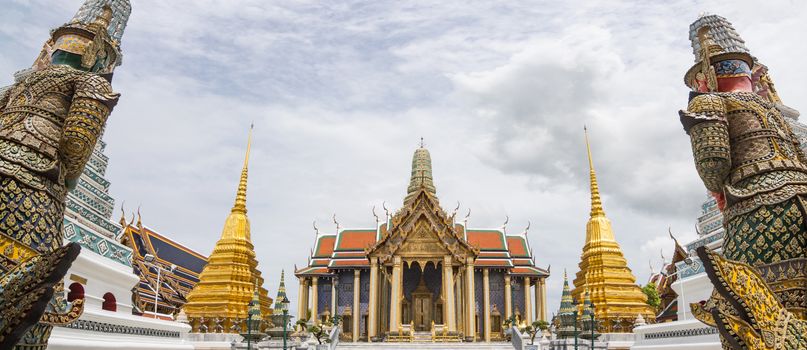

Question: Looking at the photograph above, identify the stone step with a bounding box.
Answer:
[336,342,515,350]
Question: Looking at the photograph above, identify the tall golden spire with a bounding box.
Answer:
[584,126,605,218]
[231,125,252,215]
[572,127,654,331]
[183,125,273,332]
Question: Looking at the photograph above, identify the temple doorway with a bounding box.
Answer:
[412,278,432,331]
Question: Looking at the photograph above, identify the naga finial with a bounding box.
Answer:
[313,221,319,236]
[333,214,340,233]
[372,206,379,224]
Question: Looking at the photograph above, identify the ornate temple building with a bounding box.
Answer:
[646,235,687,323]
[182,129,273,333]
[119,218,208,317]
[295,144,549,342]
[572,130,655,332]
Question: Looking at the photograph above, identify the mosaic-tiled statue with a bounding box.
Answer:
[0,5,124,348]
[679,15,807,349]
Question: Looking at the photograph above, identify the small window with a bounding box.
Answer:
[67,282,84,302]
[102,292,117,312]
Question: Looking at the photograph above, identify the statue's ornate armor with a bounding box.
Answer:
[681,91,807,318]
[0,64,118,255]
[0,64,118,349]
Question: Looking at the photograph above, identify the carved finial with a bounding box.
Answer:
[333,214,340,233]
[372,206,379,224]
[119,201,126,226]
[420,137,425,148]
[382,201,390,220]
[450,201,460,220]
[136,205,142,228]
[524,221,531,234]
[313,221,319,236]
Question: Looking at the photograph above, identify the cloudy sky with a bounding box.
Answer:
[2,0,806,318]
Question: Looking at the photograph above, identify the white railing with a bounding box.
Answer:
[328,325,340,350]
[511,326,524,350]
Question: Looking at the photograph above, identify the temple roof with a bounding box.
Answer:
[121,222,208,314]
[296,143,548,278]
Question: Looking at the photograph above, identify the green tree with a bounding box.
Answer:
[642,283,661,310]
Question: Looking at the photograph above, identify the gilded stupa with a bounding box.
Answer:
[571,128,654,331]
[183,128,273,333]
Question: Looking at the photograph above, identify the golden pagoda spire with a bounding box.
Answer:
[232,124,252,215]
[584,126,604,218]
[183,125,273,332]
[572,127,654,331]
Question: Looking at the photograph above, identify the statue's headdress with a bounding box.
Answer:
[49,5,121,74]
[684,14,754,91]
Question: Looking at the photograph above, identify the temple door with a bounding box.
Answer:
[413,294,432,331]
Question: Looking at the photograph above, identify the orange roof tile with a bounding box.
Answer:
[335,230,377,251]
[314,235,336,257]
[506,236,529,257]
[466,230,506,251]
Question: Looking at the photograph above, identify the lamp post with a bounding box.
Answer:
[143,254,175,318]
[589,312,595,350]
[282,296,290,350]
[572,309,579,350]
[247,298,255,350]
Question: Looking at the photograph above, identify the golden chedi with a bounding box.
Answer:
[183,128,273,333]
[572,128,655,331]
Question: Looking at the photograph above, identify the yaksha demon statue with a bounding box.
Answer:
[680,15,807,349]
[0,4,125,349]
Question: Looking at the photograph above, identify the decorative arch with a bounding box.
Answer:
[102,292,117,312]
[67,282,84,302]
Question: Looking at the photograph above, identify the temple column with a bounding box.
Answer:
[464,257,476,341]
[483,268,491,342]
[389,256,402,331]
[311,276,319,325]
[540,279,547,322]
[504,274,512,320]
[298,278,309,325]
[534,280,540,323]
[353,269,361,341]
[368,257,379,339]
[331,277,337,319]
[442,256,456,331]
[456,269,464,333]
[523,277,532,323]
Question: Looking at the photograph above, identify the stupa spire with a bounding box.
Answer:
[272,270,288,313]
[183,126,273,331]
[584,126,605,218]
[572,128,654,331]
[232,125,252,215]
[404,139,437,204]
